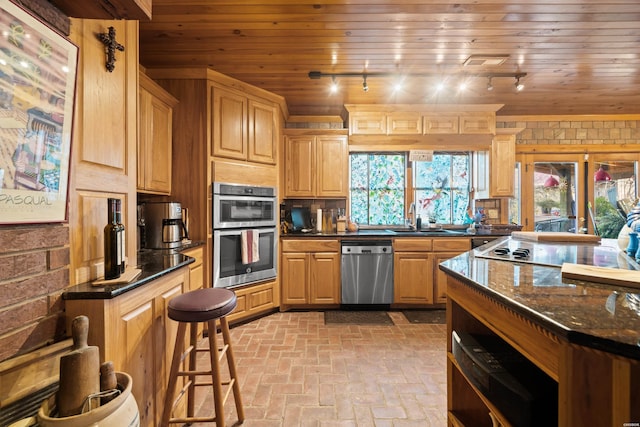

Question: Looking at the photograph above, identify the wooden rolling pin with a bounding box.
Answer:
[57,315,100,417]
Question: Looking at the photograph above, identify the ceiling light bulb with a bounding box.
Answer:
[486,77,494,91]
[458,81,468,91]
[330,77,338,93]
[515,76,524,91]
[362,75,369,92]
[435,81,445,92]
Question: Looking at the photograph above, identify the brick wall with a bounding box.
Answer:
[0,224,70,362]
[497,119,640,145]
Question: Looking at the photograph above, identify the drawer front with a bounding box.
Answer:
[431,238,470,252]
[393,238,432,252]
[281,239,340,252]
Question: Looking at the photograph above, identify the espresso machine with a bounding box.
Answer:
[142,202,189,249]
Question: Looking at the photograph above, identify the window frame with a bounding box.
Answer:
[348,150,473,227]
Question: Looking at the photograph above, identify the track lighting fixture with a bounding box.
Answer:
[515,76,524,91]
[308,70,527,94]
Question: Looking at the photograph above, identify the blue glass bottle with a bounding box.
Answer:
[627,232,639,257]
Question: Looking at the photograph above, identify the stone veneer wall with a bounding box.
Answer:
[0,225,69,362]
[497,119,640,145]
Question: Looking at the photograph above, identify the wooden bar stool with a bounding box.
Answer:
[161,288,244,426]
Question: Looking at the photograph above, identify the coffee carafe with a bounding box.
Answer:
[142,202,189,249]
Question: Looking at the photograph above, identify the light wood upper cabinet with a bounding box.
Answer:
[349,112,387,135]
[248,99,277,164]
[490,133,516,197]
[284,133,348,198]
[138,72,178,194]
[459,112,495,134]
[387,112,422,134]
[350,111,495,135]
[285,135,315,196]
[211,85,277,164]
[212,86,247,161]
[316,135,349,197]
[423,114,460,134]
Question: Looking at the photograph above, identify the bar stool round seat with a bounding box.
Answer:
[168,288,237,323]
[161,287,244,427]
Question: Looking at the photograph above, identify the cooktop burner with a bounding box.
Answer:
[475,238,640,270]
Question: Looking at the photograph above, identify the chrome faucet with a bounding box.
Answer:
[407,202,416,229]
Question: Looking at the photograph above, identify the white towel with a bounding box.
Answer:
[241,230,260,264]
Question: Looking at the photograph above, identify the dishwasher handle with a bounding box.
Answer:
[342,244,393,255]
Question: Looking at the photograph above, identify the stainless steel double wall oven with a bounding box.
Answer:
[212,182,278,288]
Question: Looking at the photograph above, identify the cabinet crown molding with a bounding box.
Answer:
[344,104,504,113]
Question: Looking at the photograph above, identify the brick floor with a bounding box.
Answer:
[185,310,447,426]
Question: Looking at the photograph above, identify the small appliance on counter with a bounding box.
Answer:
[142,202,190,249]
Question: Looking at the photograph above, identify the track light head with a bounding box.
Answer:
[362,75,369,92]
[486,77,494,91]
[515,76,524,91]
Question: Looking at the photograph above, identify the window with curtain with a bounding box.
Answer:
[413,153,471,224]
[349,153,406,226]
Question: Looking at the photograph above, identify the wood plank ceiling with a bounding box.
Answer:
[136,0,640,117]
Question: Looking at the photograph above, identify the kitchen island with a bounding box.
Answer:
[440,237,640,427]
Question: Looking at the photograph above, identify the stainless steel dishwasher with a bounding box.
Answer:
[341,241,393,304]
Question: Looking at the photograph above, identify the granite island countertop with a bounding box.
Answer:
[63,245,201,300]
[440,237,640,360]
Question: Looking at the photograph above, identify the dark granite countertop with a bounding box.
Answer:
[281,228,507,238]
[440,237,640,360]
[62,245,200,300]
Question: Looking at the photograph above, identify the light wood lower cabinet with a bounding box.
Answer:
[432,238,471,303]
[393,238,433,304]
[181,246,204,292]
[227,280,279,323]
[64,267,190,427]
[281,239,340,307]
[394,237,470,305]
[394,251,433,303]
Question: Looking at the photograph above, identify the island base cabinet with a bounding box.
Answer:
[446,274,640,427]
[64,268,190,427]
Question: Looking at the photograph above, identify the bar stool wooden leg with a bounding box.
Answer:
[207,318,226,427]
[220,316,244,422]
[187,322,198,418]
[161,321,188,427]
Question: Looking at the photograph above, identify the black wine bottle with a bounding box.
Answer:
[104,198,121,280]
[115,199,126,274]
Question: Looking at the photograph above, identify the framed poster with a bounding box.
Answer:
[0,0,78,224]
